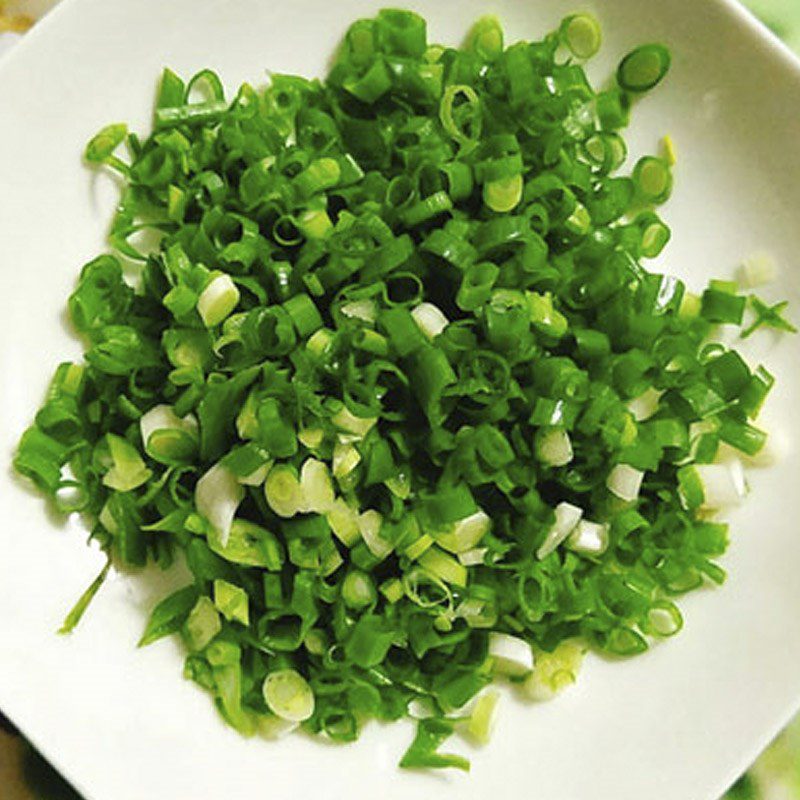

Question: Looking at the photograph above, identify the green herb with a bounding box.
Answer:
[14,8,793,772]
[741,296,798,338]
[58,559,112,635]
[399,717,470,771]
[138,584,199,646]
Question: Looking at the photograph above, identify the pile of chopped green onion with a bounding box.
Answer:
[14,9,793,770]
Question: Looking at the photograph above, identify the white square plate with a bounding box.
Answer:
[2,1,800,798]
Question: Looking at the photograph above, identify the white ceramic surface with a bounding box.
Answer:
[0,32,22,57]
[1,1,800,798]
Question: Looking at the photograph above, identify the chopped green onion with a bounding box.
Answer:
[560,13,602,59]
[535,427,573,467]
[536,502,582,560]
[102,434,151,492]
[197,273,240,327]
[404,532,434,561]
[342,570,377,609]
[139,404,198,463]
[701,286,747,325]
[488,633,533,677]
[467,16,504,62]
[567,520,610,556]
[606,464,645,502]
[641,602,683,637]
[331,405,377,439]
[439,84,482,154]
[85,123,129,166]
[263,669,315,722]
[633,156,673,204]
[184,596,222,651]
[264,463,302,518]
[462,689,500,745]
[358,509,391,559]
[400,718,469,772]
[196,462,244,545]
[627,388,662,421]
[638,213,671,258]
[617,43,671,93]
[458,548,488,567]
[434,511,491,554]
[418,547,467,587]
[483,174,523,213]
[380,577,404,604]
[411,302,449,339]
[661,134,678,166]
[524,640,586,701]
[678,461,746,511]
[332,441,361,479]
[298,458,335,514]
[15,9,786,773]
[326,499,361,547]
[213,579,249,625]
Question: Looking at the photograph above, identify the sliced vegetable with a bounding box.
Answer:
[263,669,315,722]
[15,10,791,774]
[488,632,534,677]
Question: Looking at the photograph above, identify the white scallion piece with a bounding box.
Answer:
[523,640,586,701]
[695,461,747,509]
[411,302,449,339]
[455,598,485,620]
[238,461,272,487]
[195,462,244,547]
[626,388,663,422]
[257,716,299,740]
[298,458,335,513]
[340,298,377,323]
[263,464,302,518]
[567,520,610,556]
[297,427,324,450]
[607,464,644,502]
[139,405,198,450]
[488,632,534,677]
[102,434,151,492]
[303,629,328,657]
[331,405,377,439]
[535,427,574,467]
[305,329,334,358]
[332,441,361,479]
[435,510,491,553]
[197,273,240,327]
[536,502,583,560]
[738,252,778,289]
[463,689,500,745]
[262,669,315,722]
[358,509,392,558]
[407,697,437,720]
[458,547,488,567]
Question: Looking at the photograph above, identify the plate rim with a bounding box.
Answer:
[2,2,800,799]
